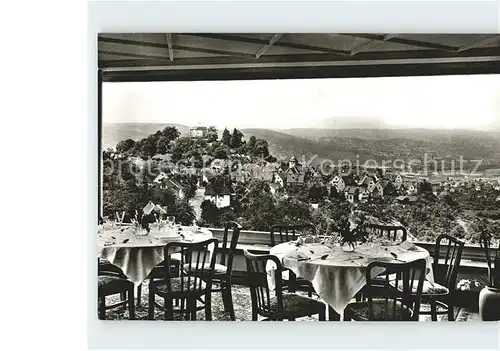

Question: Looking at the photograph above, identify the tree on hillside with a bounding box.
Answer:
[418,180,433,194]
[213,147,229,160]
[156,136,169,154]
[201,200,220,226]
[309,184,328,203]
[247,136,257,151]
[150,185,176,208]
[206,126,218,142]
[116,139,136,154]
[139,135,158,158]
[230,128,244,148]
[171,137,195,162]
[252,139,270,158]
[221,128,231,146]
[161,126,181,141]
[276,197,313,224]
[169,201,196,225]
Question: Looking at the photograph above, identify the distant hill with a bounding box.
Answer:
[102,123,500,164]
[245,127,500,164]
[102,123,190,149]
[280,128,498,141]
[241,128,381,164]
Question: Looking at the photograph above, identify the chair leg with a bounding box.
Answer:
[128,287,135,320]
[136,284,142,307]
[343,309,351,321]
[318,307,326,321]
[222,285,235,321]
[165,298,174,320]
[189,298,197,321]
[447,303,455,321]
[288,270,297,293]
[148,290,155,320]
[430,300,438,321]
[308,286,313,298]
[205,293,212,321]
[328,306,340,321]
[251,306,258,321]
[98,296,106,320]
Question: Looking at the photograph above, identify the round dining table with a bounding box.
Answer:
[98,224,213,286]
[268,240,434,316]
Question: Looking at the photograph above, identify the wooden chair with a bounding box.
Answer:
[148,238,218,320]
[270,223,317,246]
[99,258,144,306]
[344,259,426,321]
[270,223,316,297]
[417,234,464,321]
[208,221,241,320]
[364,223,408,243]
[244,250,326,321]
[178,221,241,320]
[356,224,408,301]
[480,236,500,287]
[98,259,135,320]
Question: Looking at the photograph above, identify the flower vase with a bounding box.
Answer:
[341,241,356,252]
[479,286,500,321]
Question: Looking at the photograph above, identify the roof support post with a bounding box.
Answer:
[97,69,103,218]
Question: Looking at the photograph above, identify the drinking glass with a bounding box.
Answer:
[166,216,176,228]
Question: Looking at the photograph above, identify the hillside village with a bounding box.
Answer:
[103,125,500,244]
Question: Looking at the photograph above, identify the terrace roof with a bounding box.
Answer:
[98,33,500,82]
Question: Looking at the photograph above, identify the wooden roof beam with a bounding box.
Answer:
[165,34,174,61]
[350,34,397,55]
[255,33,283,59]
[345,34,458,52]
[457,35,499,52]
[188,33,350,56]
[99,36,256,59]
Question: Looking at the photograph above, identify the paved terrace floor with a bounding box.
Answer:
[103,282,480,321]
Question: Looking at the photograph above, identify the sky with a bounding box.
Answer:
[103,74,500,131]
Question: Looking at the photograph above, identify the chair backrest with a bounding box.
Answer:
[244,250,284,319]
[218,221,242,278]
[270,223,317,246]
[365,224,407,243]
[480,237,500,287]
[365,259,427,321]
[433,234,465,290]
[162,238,218,295]
[97,259,127,279]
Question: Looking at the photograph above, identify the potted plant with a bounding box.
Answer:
[478,230,500,321]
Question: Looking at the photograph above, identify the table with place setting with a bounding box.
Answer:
[267,238,435,316]
[98,222,213,285]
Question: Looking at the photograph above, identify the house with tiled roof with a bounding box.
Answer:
[275,156,306,186]
[204,183,232,208]
[358,175,377,193]
[329,174,346,192]
[159,178,186,199]
[344,185,369,203]
[273,172,287,187]
[381,179,398,197]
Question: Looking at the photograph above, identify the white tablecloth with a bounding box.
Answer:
[98,225,213,285]
[268,241,434,313]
